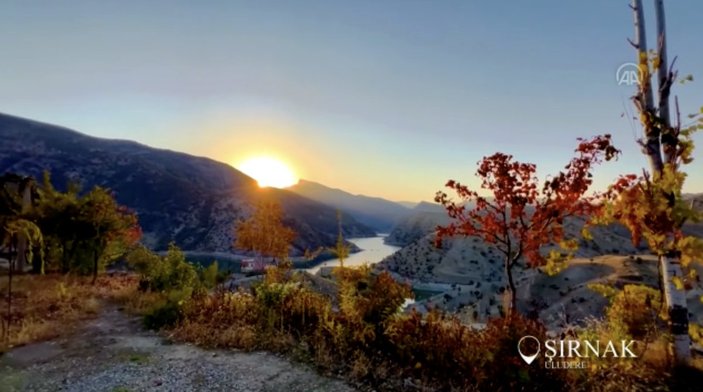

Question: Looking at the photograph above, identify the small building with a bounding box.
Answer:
[240,257,275,274]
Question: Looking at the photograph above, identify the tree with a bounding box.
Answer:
[595,0,703,363]
[32,173,141,279]
[1,174,43,342]
[333,210,350,268]
[235,200,296,269]
[78,187,141,283]
[435,136,619,316]
[32,172,81,273]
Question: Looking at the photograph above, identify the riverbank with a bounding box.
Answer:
[305,236,400,274]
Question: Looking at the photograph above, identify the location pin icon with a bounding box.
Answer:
[517,336,540,365]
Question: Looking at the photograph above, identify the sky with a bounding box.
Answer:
[1,0,702,202]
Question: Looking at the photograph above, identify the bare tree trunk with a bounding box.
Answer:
[631,0,690,363]
[655,0,671,141]
[14,181,33,273]
[654,0,690,364]
[15,235,28,273]
[92,249,99,285]
[632,0,664,174]
[5,239,16,343]
[504,258,516,317]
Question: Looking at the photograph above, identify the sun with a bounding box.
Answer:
[237,156,298,188]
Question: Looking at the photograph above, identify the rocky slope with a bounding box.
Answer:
[0,113,375,254]
[378,215,703,328]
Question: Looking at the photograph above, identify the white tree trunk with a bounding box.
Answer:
[654,0,690,364]
[631,0,690,363]
[654,0,671,132]
[661,255,691,363]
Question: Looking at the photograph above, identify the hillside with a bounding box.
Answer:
[384,201,449,246]
[0,113,375,254]
[288,179,410,233]
[377,214,703,328]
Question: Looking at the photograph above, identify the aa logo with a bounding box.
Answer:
[616,63,643,86]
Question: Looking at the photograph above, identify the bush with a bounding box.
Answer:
[163,265,700,391]
[142,288,193,330]
[591,283,663,340]
[127,244,201,293]
[199,261,220,289]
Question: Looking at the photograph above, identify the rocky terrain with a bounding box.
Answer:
[378,211,703,329]
[0,113,375,255]
[0,305,355,392]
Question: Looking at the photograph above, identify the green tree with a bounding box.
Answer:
[33,173,141,279]
[78,186,141,283]
[1,174,43,342]
[127,243,199,292]
[32,172,81,272]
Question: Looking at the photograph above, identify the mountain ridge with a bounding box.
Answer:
[288,179,411,233]
[0,112,375,254]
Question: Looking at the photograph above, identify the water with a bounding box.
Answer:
[307,235,400,274]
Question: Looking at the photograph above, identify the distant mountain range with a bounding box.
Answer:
[0,113,375,254]
[288,179,412,233]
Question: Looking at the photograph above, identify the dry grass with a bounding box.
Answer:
[0,272,138,352]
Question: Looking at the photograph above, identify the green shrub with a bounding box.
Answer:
[591,283,663,340]
[199,261,220,289]
[143,289,192,330]
[127,243,201,293]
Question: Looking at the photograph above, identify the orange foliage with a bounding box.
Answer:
[435,135,619,312]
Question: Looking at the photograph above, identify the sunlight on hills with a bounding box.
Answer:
[236,156,298,188]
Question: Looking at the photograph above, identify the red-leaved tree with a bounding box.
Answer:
[435,135,620,316]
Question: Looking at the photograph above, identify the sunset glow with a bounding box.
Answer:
[237,156,298,188]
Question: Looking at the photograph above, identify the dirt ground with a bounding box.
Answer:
[0,305,355,392]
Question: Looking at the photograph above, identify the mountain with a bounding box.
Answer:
[396,201,419,209]
[384,201,449,246]
[684,193,703,212]
[376,218,643,325]
[288,179,411,233]
[0,113,375,254]
[377,210,703,327]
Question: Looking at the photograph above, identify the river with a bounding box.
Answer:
[306,235,400,274]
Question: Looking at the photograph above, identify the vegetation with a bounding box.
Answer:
[33,172,141,280]
[333,210,350,268]
[124,244,222,330]
[1,171,141,346]
[435,135,619,314]
[1,174,44,343]
[235,199,296,269]
[0,274,137,352]
[1,3,701,389]
[592,0,703,362]
[135,261,700,391]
